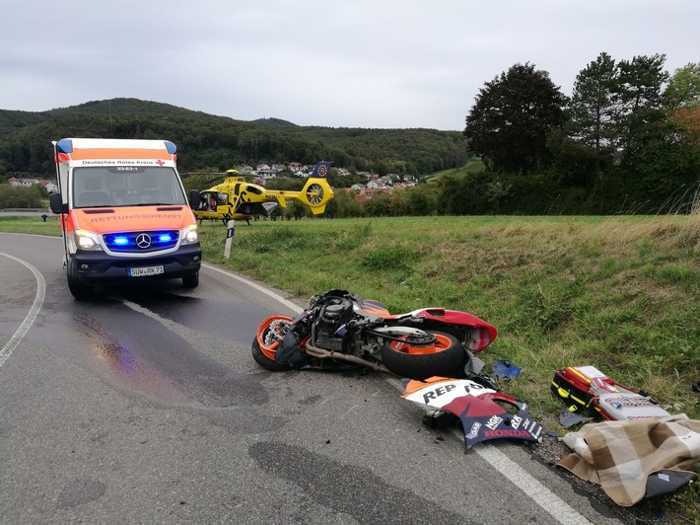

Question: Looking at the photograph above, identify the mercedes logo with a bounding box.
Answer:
[135,233,152,249]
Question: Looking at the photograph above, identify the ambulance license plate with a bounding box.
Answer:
[128,265,164,277]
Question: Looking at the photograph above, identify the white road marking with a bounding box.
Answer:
[474,444,592,525]
[199,262,595,525]
[202,262,303,314]
[0,252,46,369]
[339,403,360,419]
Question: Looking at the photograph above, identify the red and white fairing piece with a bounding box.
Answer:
[402,377,543,449]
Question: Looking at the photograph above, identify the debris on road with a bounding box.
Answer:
[558,409,592,429]
[491,359,522,380]
[559,415,700,506]
[401,376,543,450]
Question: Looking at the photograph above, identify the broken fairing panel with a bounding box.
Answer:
[402,377,543,449]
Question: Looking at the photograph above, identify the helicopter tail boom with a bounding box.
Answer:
[265,177,334,215]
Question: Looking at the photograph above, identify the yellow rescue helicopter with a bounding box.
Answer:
[193,161,334,223]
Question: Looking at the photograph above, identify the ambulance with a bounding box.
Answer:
[49,138,202,300]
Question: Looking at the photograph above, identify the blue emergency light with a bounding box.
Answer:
[113,236,129,246]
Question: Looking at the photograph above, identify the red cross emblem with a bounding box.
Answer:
[155,159,165,166]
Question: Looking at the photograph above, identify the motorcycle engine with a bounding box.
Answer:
[313,297,355,352]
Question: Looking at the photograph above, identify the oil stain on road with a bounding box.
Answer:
[249,441,476,525]
[72,303,267,406]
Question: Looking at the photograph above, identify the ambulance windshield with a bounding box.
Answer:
[72,166,187,208]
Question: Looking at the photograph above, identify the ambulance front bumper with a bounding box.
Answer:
[68,244,201,282]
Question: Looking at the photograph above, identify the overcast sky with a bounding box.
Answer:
[1,1,697,130]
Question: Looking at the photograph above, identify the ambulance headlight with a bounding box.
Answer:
[74,229,102,251]
[180,224,199,245]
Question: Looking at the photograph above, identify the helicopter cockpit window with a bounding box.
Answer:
[200,191,228,211]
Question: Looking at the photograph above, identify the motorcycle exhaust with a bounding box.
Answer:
[304,341,393,374]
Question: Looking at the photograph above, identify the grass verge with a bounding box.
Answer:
[0,216,59,236]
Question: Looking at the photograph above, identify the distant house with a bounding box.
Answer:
[238,165,254,175]
[255,164,274,178]
[336,168,351,177]
[8,177,41,188]
[271,163,287,174]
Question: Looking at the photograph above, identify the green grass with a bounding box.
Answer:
[427,158,486,183]
[0,216,59,235]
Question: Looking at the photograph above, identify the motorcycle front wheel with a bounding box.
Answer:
[380,330,465,379]
[251,315,294,371]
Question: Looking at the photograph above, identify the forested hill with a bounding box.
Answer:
[0,98,467,176]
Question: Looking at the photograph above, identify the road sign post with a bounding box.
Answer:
[224,220,235,259]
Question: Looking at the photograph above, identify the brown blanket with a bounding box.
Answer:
[559,415,700,506]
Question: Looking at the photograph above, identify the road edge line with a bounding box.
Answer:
[202,262,303,314]
[0,252,47,368]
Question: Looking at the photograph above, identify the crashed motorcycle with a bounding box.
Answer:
[251,289,498,381]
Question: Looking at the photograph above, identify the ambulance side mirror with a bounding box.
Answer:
[188,190,201,209]
[49,193,67,214]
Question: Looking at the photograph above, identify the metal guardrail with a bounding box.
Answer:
[0,208,49,213]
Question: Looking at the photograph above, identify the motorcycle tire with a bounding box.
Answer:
[251,339,291,371]
[380,330,465,379]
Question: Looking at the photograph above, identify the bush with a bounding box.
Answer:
[0,184,44,208]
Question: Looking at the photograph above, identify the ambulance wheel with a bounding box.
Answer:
[67,267,93,301]
[182,271,199,289]
[381,331,465,379]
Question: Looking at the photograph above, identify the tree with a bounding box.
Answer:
[664,63,700,109]
[569,52,617,159]
[611,54,669,160]
[672,105,700,144]
[464,63,567,173]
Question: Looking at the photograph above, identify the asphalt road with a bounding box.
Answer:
[0,234,626,525]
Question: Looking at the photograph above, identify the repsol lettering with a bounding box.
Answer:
[484,429,530,438]
[463,381,484,394]
[423,383,457,403]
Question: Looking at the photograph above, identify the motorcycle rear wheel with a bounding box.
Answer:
[380,331,465,379]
